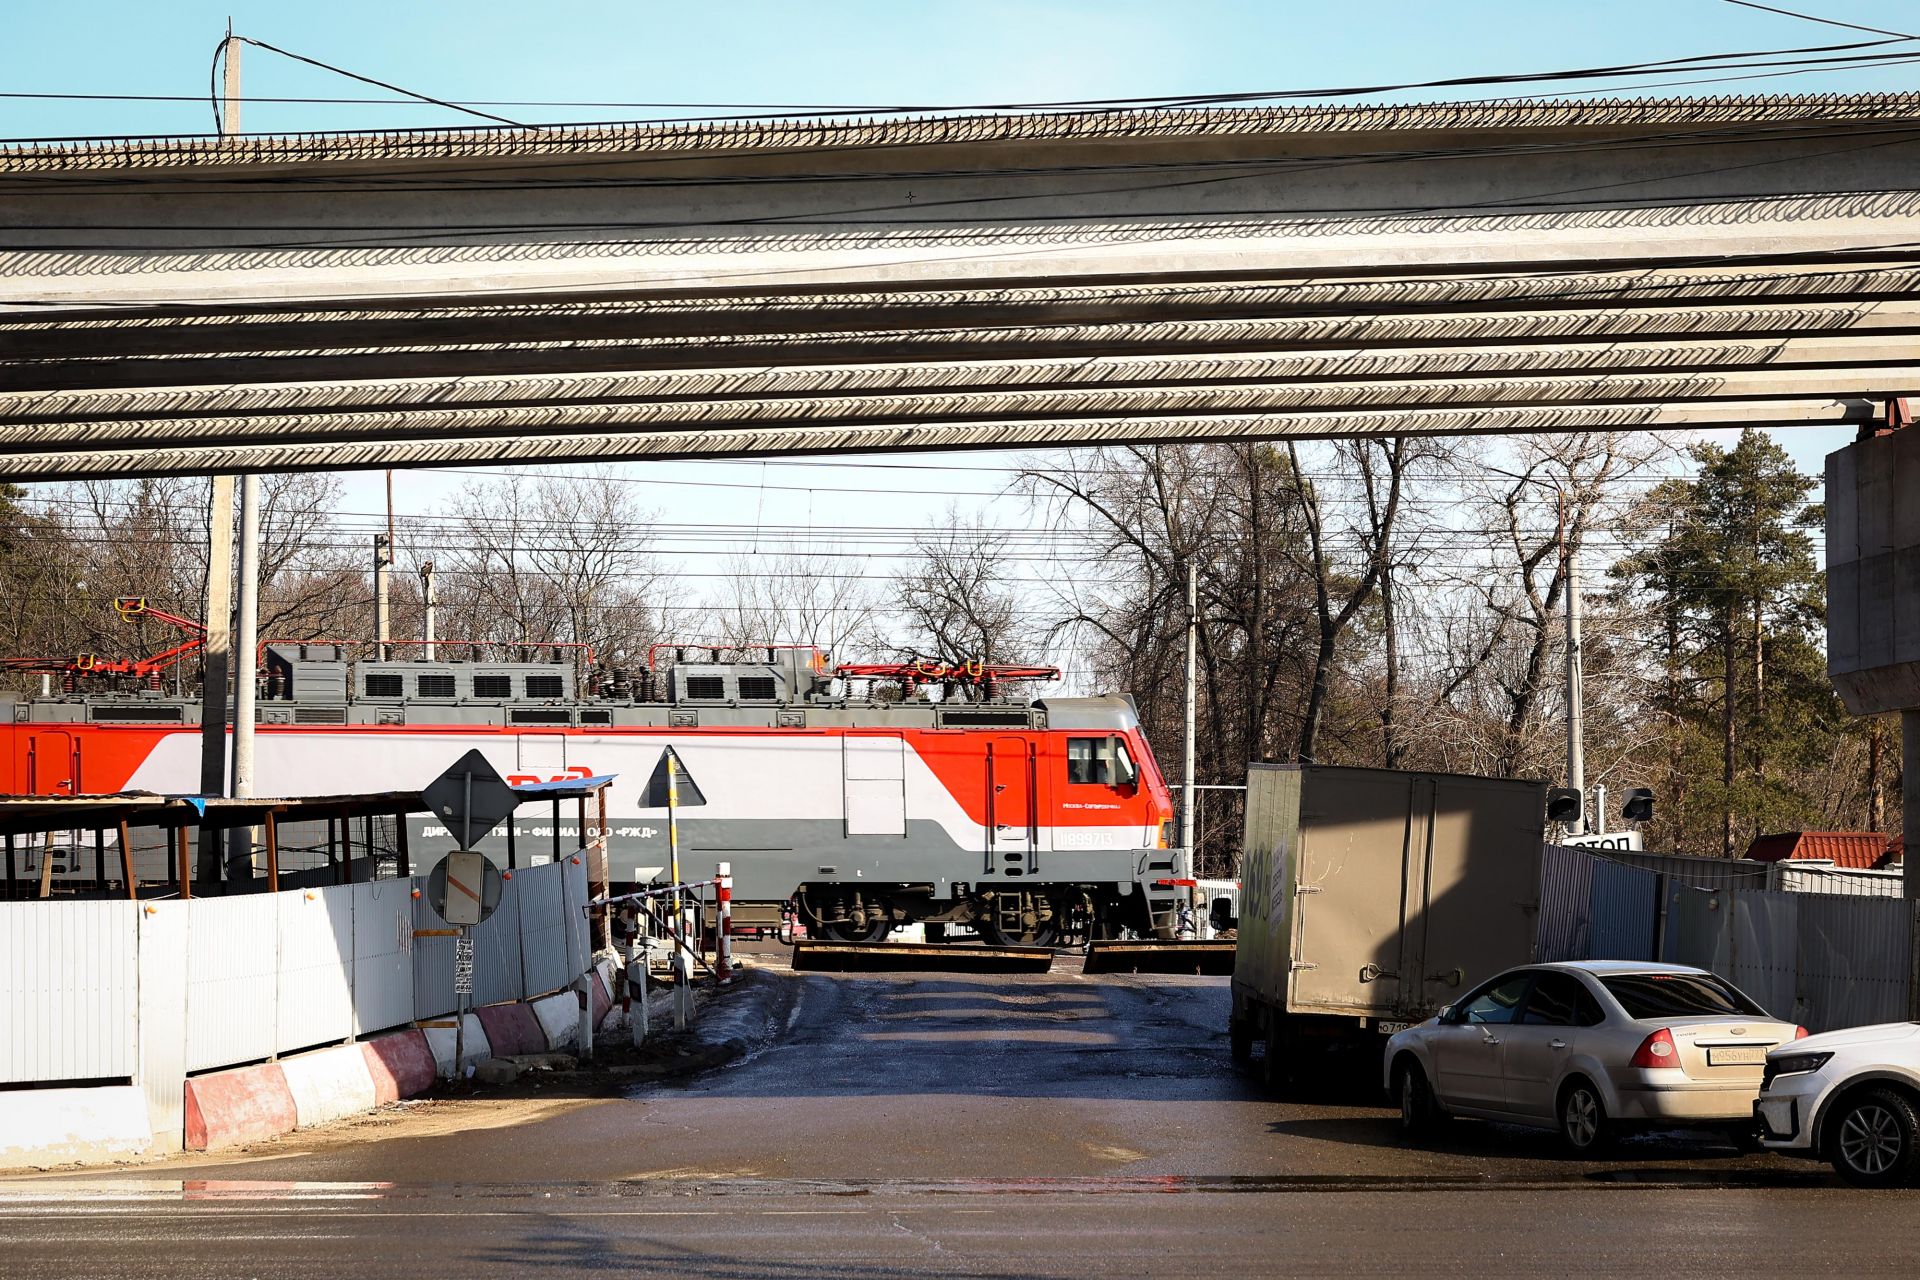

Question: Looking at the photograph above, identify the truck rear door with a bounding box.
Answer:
[1287,770,1415,1018]
[1411,775,1544,1013]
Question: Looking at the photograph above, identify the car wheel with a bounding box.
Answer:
[1559,1079,1612,1155]
[1829,1088,1920,1188]
[1396,1060,1443,1137]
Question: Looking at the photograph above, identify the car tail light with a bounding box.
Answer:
[1794,1026,1810,1040]
[1629,1028,1679,1069]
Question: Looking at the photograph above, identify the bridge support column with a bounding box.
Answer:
[1826,402,1920,899]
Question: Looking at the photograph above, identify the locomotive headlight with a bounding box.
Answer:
[1158,821,1172,849]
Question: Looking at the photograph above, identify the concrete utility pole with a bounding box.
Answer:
[1181,561,1198,888]
[198,28,243,880]
[373,534,394,660]
[1564,499,1586,837]
[420,560,437,646]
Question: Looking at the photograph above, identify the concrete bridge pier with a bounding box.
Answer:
[1826,416,1920,899]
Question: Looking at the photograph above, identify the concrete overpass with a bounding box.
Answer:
[3,93,1920,479]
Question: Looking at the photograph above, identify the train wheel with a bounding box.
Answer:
[818,916,893,943]
[982,917,1058,948]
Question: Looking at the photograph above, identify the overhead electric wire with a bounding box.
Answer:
[1718,0,1919,41]
[4,32,1916,145]
[215,34,531,131]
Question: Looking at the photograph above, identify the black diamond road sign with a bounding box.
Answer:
[421,748,521,850]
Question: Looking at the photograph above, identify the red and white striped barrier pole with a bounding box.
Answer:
[715,861,734,986]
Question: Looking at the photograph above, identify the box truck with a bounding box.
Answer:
[1229,765,1546,1082]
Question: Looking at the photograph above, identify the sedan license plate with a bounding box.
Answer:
[1708,1045,1769,1066]
[1376,1021,1413,1036]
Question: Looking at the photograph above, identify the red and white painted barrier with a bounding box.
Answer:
[279,1044,378,1130]
[530,991,581,1051]
[184,1029,440,1151]
[0,1086,153,1167]
[360,1029,436,1104]
[184,1062,298,1151]
[423,1013,492,1078]
[475,1001,547,1058]
[715,861,734,986]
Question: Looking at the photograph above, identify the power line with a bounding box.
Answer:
[3,33,1914,138]
[1719,0,1919,41]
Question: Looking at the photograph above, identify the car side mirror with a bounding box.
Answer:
[1437,1005,1456,1024]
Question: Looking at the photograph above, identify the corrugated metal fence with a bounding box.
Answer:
[0,855,592,1099]
[1538,844,1920,1032]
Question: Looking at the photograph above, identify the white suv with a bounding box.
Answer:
[1756,1023,1920,1186]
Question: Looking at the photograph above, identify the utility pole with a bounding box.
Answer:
[198,27,243,882]
[1181,561,1198,892]
[229,471,261,878]
[1563,493,1586,837]
[421,560,437,647]
[373,534,394,661]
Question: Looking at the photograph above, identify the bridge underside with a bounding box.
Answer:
[4,96,1920,479]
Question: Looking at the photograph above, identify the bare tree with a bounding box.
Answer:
[898,507,1032,663]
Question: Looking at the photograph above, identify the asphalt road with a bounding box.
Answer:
[6,954,1920,1276]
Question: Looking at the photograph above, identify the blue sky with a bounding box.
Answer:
[4,0,1911,605]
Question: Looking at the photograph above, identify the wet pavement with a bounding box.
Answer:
[6,954,1920,1275]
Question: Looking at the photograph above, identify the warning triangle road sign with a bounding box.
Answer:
[641,744,707,808]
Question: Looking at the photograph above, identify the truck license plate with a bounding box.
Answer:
[1377,1021,1413,1036]
[1708,1045,1769,1066]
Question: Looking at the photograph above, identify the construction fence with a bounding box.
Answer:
[0,854,593,1144]
[1537,844,1920,1032]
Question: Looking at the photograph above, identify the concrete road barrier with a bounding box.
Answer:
[530,992,580,1051]
[422,1014,492,1078]
[475,1002,547,1058]
[280,1044,379,1130]
[360,1030,436,1105]
[0,1086,153,1167]
[184,1063,297,1151]
[590,959,615,1028]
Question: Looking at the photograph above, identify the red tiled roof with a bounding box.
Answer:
[1744,831,1890,869]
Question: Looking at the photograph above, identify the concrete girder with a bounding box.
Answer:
[6,260,1919,362]
[10,296,1920,397]
[0,399,1871,482]
[0,366,1911,451]
[8,332,1917,426]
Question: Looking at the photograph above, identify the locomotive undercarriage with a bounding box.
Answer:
[794,881,1161,947]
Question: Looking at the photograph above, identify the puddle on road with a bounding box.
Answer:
[0,1167,1842,1206]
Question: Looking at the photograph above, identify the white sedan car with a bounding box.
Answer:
[1755,1023,1920,1186]
[1384,960,1803,1153]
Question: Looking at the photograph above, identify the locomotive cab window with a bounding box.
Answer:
[1068,736,1139,787]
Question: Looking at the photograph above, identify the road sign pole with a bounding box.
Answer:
[453,924,468,1076]
[669,752,690,1029]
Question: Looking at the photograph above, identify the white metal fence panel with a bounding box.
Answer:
[0,901,138,1084]
[1795,895,1915,1032]
[185,895,278,1071]
[472,880,524,1007]
[352,880,415,1036]
[137,903,188,1144]
[276,885,356,1054]
[516,861,571,997]
[1727,892,1799,1022]
[411,883,458,1020]
[561,854,591,982]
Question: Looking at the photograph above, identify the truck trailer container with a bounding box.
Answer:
[1229,764,1546,1082]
